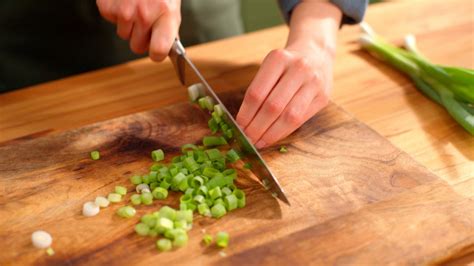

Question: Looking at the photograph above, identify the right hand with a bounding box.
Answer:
[96,0,181,62]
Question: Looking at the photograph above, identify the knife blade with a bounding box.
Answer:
[169,39,290,205]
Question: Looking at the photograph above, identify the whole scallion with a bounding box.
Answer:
[360,23,474,135]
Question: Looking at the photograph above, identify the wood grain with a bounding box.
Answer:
[0,91,472,265]
[0,0,472,198]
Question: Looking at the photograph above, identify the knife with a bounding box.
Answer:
[169,39,290,205]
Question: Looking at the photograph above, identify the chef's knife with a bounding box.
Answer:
[169,39,290,205]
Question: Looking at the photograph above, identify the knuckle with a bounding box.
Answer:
[269,48,290,61]
[157,0,171,13]
[265,100,283,114]
[247,89,264,104]
[118,2,134,21]
[285,108,302,125]
[137,7,151,27]
[294,57,311,71]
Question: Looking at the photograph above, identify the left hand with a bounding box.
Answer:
[236,44,334,148]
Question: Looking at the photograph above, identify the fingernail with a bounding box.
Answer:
[255,140,266,149]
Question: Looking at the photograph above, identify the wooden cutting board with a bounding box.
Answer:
[0,91,472,265]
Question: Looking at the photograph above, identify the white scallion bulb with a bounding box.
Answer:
[82,201,100,217]
[32,230,52,249]
[95,196,110,208]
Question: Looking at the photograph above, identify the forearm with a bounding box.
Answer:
[286,1,342,58]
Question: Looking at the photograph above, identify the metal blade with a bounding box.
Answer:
[169,39,290,205]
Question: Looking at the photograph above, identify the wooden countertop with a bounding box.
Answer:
[0,0,473,263]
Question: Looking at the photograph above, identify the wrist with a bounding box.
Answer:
[286,1,342,58]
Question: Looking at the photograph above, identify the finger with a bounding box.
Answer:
[96,0,119,23]
[255,82,321,148]
[117,18,134,40]
[278,93,329,146]
[130,19,151,54]
[149,13,179,61]
[236,49,290,129]
[243,66,305,143]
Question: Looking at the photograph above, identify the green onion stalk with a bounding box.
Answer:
[359,23,474,135]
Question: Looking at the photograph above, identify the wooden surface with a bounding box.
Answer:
[1,91,472,265]
[0,0,472,197]
[0,0,473,264]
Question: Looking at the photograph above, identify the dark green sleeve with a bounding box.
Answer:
[0,0,142,92]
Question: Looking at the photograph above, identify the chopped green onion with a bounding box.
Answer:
[243,162,252,169]
[198,203,211,217]
[198,96,214,111]
[130,194,142,205]
[188,83,204,102]
[233,189,246,208]
[214,104,224,116]
[142,174,151,184]
[130,175,142,185]
[173,232,189,247]
[226,149,240,163]
[140,214,157,228]
[136,184,150,193]
[202,234,213,245]
[159,206,177,220]
[107,193,122,203]
[152,187,168,200]
[164,228,186,240]
[224,194,238,211]
[148,229,159,237]
[95,196,110,208]
[46,247,55,256]
[117,206,136,218]
[202,167,219,178]
[180,194,193,204]
[209,187,222,200]
[208,118,219,134]
[175,209,193,223]
[135,223,150,236]
[202,136,228,147]
[141,192,153,205]
[156,238,172,251]
[216,231,229,248]
[114,185,127,196]
[181,143,199,153]
[157,217,174,230]
[213,198,225,207]
[149,182,159,190]
[90,150,100,160]
[279,146,288,153]
[174,220,188,230]
[193,194,205,204]
[211,203,227,218]
[150,163,162,171]
[151,149,165,162]
[191,176,204,188]
[205,148,222,161]
[221,187,232,196]
[211,111,222,124]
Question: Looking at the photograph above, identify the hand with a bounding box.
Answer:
[96,0,181,61]
[236,45,333,149]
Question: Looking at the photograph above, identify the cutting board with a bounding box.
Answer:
[0,91,472,265]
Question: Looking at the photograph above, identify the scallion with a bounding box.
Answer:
[216,231,229,248]
[90,150,100,160]
[151,149,165,162]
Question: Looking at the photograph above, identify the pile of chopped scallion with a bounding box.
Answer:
[81,88,253,252]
